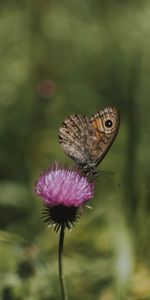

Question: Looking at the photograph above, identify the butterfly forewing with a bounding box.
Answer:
[90,107,120,164]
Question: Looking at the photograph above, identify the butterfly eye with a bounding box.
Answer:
[105,119,113,128]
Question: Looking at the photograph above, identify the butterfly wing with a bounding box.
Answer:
[58,107,120,173]
[90,107,120,165]
[59,114,95,166]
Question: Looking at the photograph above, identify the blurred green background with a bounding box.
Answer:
[0,1,150,299]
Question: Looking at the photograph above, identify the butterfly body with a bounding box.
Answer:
[59,107,120,176]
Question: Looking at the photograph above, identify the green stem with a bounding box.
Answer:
[58,224,68,300]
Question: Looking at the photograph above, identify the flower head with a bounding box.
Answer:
[35,163,94,207]
[34,163,95,231]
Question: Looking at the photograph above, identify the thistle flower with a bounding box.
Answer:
[34,162,95,300]
[35,163,95,231]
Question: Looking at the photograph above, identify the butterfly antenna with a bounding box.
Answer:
[100,170,115,176]
[97,170,121,188]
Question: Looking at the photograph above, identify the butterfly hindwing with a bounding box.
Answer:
[59,114,93,164]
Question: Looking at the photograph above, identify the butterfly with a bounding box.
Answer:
[58,107,120,176]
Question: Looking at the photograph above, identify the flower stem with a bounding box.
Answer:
[58,224,68,300]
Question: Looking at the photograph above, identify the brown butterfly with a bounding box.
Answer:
[58,107,120,176]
